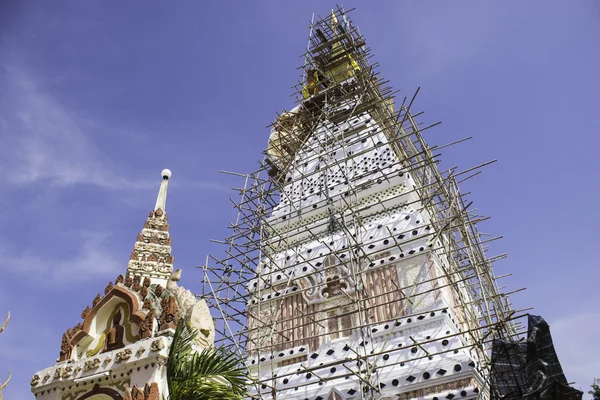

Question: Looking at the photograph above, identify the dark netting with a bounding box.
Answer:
[490,314,582,400]
[490,338,527,398]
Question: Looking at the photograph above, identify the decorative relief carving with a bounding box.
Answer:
[145,382,160,400]
[83,358,100,371]
[104,281,114,295]
[158,296,179,331]
[150,339,164,352]
[156,357,167,367]
[294,255,356,304]
[125,274,133,288]
[143,298,153,310]
[322,275,348,298]
[154,285,163,298]
[136,346,146,356]
[252,302,278,349]
[128,261,172,274]
[159,296,168,315]
[146,216,169,228]
[132,275,141,292]
[124,386,142,400]
[92,293,102,308]
[115,349,132,363]
[185,299,215,347]
[72,322,83,335]
[61,366,73,378]
[59,329,73,361]
[296,270,319,301]
[139,308,155,339]
[81,306,91,319]
[159,271,214,346]
[124,382,159,400]
[30,374,40,386]
[168,276,196,315]
[116,274,125,284]
[53,368,62,378]
[399,256,437,314]
[133,243,171,256]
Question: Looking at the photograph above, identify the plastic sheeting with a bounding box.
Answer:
[490,314,582,400]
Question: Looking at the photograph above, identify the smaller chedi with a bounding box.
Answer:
[31,170,215,400]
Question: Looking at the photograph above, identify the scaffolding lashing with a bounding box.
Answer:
[200,6,530,400]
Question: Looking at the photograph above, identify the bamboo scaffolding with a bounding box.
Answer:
[197,7,524,400]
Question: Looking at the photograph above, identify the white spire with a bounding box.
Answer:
[154,169,172,212]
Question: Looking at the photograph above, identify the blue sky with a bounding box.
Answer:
[1,1,599,398]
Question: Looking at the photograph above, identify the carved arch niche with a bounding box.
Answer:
[71,288,145,361]
[75,385,123,400]
[78,394,120,400]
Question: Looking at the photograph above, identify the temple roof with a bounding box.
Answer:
[32,169,215,398]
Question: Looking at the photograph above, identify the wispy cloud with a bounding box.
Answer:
[0,64,232,196]
[0,66,150,189]
[0,231,121,286]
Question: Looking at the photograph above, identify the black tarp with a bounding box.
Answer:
[490,314,582,400]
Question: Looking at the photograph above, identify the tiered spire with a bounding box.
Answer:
[127,169,174,286]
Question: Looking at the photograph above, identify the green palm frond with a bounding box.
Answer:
[167,319,248,400]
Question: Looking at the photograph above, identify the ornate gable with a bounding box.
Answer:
[31,170,216,400]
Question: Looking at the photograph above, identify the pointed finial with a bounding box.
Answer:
[330,9,339,27]
[330,10,342,55]
[154,169,171,212]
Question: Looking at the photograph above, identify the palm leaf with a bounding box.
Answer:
[167,319,248,400]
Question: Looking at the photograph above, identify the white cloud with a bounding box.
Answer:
[0,65,232,195]
[0,66,129,188]
[0,231,122,286]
